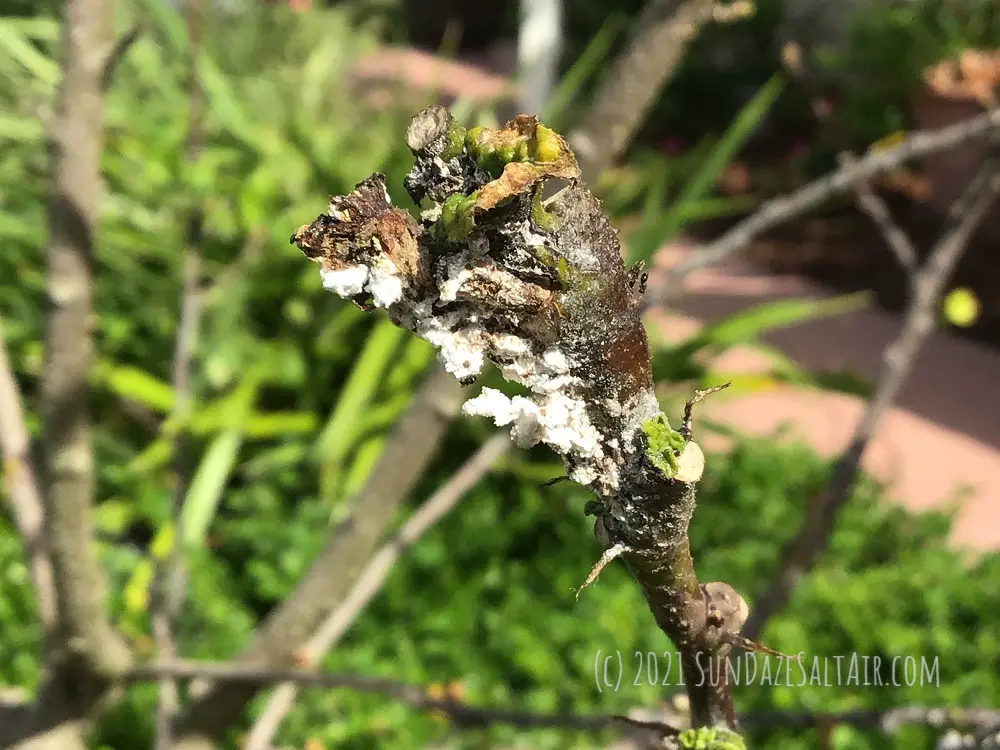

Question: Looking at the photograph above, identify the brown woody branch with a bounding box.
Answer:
[174,364,466,748]
[152,1,209,747]
[568,0,719,180]
[743,706,1000,733]
[840,152,919,273]
[136,659,678,739]
[131,660,1000,742]
[267,106,748,735]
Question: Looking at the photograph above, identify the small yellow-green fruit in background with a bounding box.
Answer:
[942,288,980,328]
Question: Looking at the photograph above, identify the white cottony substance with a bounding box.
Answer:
[321,265,368,296]
[497,342,577,394]
[318,251,404,309]
[569,464,600,486]
[464,387,610,487]
[528,393,602,457]
[417,318,486,380]
[438,266,472,302]
[437,238,488,302]
[367,256,403,308]
[462,387,518,424]
[542,348,569,372]
[493,334,531,358]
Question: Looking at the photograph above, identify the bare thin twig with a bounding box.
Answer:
[742,706,1000,733]
[634,702,1000,735]
[243,432,510,749]
[840,152,919,273]
[135,659,677,738]
[99,24,141,91]
[0,320,55,629]
[743,152,1000,641]
[661,108,1000,299]
[152,251,202,749]
[128,660,1000,741]
[152,2,208,747]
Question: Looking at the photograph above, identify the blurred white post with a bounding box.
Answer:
[518,0,563,115]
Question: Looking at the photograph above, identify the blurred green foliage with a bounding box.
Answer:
[811,0,1000,148]
[0,2,997,750]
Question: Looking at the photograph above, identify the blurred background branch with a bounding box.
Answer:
[242,431,511,750]
[568,0,719,180]
[0,320,55,632]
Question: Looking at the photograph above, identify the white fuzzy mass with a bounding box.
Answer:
[462,386,518,424]
[318,253,404,309]
[367,256,403,308]
[463,387,605,472]
[417,318,486,380]
[321,265,369,296]
[438,266,472,302]
[498,343,577,394]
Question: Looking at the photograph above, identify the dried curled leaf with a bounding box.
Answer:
[467,115,581,211]
[291,174,427,290]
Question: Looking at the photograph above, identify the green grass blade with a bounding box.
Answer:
[653,293,870,381]
[179,428,243,550]
[1,18,60,42]
[317,317,406,467]
[696,292,870,352]
[0,21,59,85]
[629,74,785,262]
[385,335,433,391]
[178,380,257,549]
[0,116,44,143]
[95,362,175,413]
[196,53,265,151]
[130,0,187,56]
[342,435,387,498]
[543,16,623,124]
[670,195,759,224]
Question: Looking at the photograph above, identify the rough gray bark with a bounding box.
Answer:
[280,106,747,736]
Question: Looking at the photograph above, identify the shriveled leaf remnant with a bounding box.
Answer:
[291,105,750,736]
[678,727,746,750]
